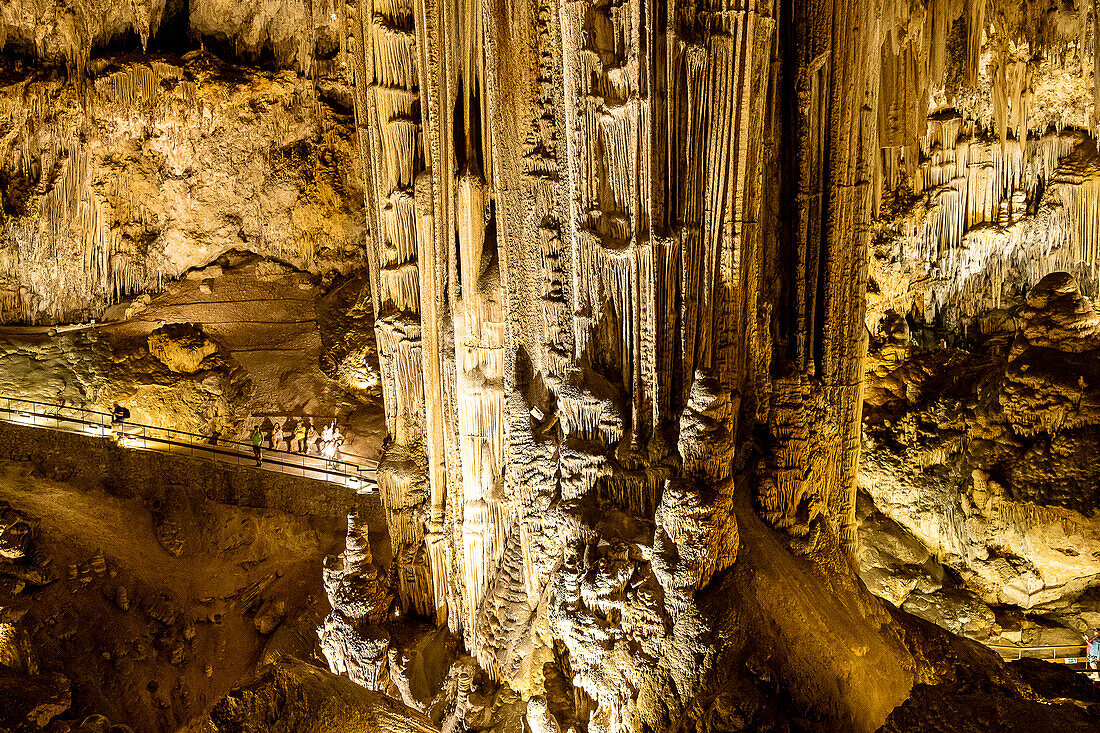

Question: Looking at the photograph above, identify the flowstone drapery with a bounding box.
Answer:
[345,0,1100,730]
[346,0,888,726]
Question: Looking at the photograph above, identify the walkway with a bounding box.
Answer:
[0,396,378,493]
[988,643,1094,675]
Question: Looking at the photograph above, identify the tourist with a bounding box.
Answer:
[332,424,345,460]
[306,421,319,455]
[270,422,283,452]
[110,402,129,438]
[250,425,264,466]
[1086,629,1100,680]
[294,421,307,453]
[321,430,338,468]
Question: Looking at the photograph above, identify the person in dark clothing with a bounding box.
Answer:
[251,425,264,466]
[111,403,129,438]
[306,422,318,455]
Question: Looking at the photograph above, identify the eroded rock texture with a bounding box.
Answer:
[0,50,362,324]
[342,0,1100,731]
[859,0,1100,654]
[5,0,1100,731]
[862,272,1100,646]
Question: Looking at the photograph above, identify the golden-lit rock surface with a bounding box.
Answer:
[2,0,1100,731]
[0,448,376,731]
[862,272,1100,649]
[0,51,362,324]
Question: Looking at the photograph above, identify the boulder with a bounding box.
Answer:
[0,668,71,728]
[206,657,439,733]
[147,323,217,373]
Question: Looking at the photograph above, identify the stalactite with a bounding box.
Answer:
[348,0,435,617]
[338,0,1007,726]
[1093,0,1100,136]
[966,0,987,87]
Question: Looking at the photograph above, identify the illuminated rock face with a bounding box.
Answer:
[0,52,363,324]
[859,2,1100,652]
[862,272,1100,645]
[0,0,343,75]
[7,0,1100,731]
[343,0,901,728]
[342,0,1100,729]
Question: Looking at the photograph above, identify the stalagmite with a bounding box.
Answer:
[342,0,949,727]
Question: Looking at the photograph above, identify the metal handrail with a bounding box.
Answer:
[0,396,377,490]
[986,643,1091,664]
[0,395,377,464]
[987,644,1089,651]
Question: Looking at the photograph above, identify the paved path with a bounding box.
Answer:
[987,643,1096,676]
[0,396,378,493]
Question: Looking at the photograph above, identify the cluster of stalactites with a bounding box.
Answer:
[1,0,349,78]
[885,128,1100,333]
[878,0,1100,176]
[0,64,214,323]
[0,0,168,80]
[905,131,1080,262]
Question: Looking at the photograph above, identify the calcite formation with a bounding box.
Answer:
[0,52,363,323]
[346,0,936,729]
[339,0,1100,728]
[7,0,1100,730]
[862,272,1100,641]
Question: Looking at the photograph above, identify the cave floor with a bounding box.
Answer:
[0,459,345,729]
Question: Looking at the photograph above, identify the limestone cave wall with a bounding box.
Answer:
[3,0,1100,731]
[0,32,362,324]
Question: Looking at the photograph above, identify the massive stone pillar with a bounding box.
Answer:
[342,0,982,730]
[346,0,434,615]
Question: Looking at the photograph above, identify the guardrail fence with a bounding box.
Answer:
[987,643,1095,673]
[0,396,377,492]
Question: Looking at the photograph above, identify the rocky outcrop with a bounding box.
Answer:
[207,657,439,733]
[861,272,1100,643]
[147,322,217,373]
[0,52,363,324]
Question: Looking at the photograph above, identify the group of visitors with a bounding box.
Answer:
[249,418,344,467]
[107,401,350,472]
[1087,629,1100,681]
